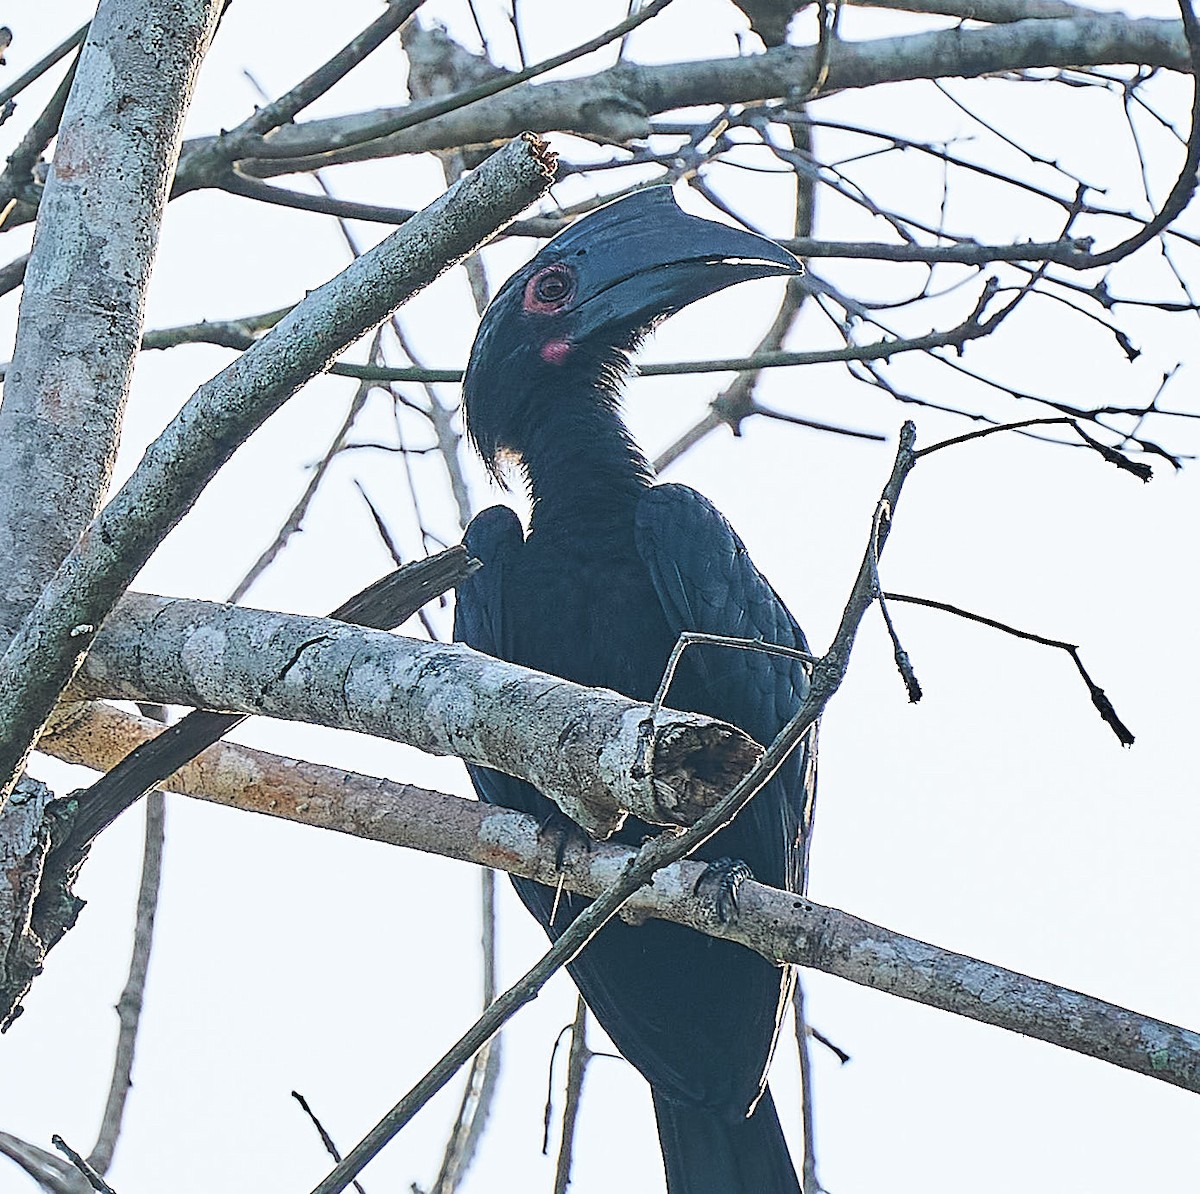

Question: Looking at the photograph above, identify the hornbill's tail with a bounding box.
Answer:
[652,1086,800,1194]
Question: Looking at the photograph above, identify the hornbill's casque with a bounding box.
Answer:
[454,188,817,1194]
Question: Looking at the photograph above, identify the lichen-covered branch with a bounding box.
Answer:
[219,15,1187,177]
[74,591,762,839]
[38,702,1200,1098]
[0,0,222,640]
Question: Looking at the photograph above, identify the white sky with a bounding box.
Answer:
[1,1,1197,1192]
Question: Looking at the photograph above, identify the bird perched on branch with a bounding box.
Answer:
[454,187,816,1194]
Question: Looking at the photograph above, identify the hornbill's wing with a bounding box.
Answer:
[454,505,523,663]
[453,504,584,930]
[634,483,817,894]
[454,503,560,824]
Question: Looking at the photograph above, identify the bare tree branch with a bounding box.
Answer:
[552,998,591,1194]
[0,0,223,670]
[50,1137,114,1194]
[205,15,1189,178]
[74,591,762,840]
[0,22,88,110]
[37,701,1200,1099]
[0,47,79,215]
[69,548,477,860]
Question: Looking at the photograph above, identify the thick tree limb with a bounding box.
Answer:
[0,0,222,638]
[0,134,556,800]
[74,592,763,839]
[37,702,1200,1097]
[208,15,1187,178]
[65,547,477,851]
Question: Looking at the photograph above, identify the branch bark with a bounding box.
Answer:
[212,15,1187,177]
[73,591,763,839]
[37,701,1200,1098]
[0,0,222,638]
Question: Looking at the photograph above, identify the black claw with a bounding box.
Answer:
[693,856,754,924]
[537,808,589,870]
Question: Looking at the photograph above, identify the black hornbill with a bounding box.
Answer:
[453,188,816,1194]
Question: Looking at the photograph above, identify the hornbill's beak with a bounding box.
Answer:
[543,187,803,341]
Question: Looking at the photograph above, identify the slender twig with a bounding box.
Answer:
[553,998,591,1194]
[282,302,1033,392]
[429,868,502,1194]
[0,20,88,109]
[0,48,80,214]
[292,1093,368,1194]
[51,1137,116,1194]
[226,326,385,605]
[871,502,922,705]
[1067,0,1200,269]
[86,792,166,1174]
[219,172,426,224]
[178,0,423,181]
[918,415,1154,480]
[648,631,816,726]
[249,0,677,162]
[881,592,1134,745]
[792,979,824,1194]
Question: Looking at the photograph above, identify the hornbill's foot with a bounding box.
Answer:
[693,857,753,924]
[537,807,591,870]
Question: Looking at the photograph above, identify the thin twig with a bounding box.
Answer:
[86,792,166,1174]
[882,592,1134,745]
[792,978,823,1194]
[1065,0,1200,269]
[0,20,88,109]
[918,415,1155,480]
[249,0,678,162]
[180,0,423,179]
[553,998,591,1194]
[51,1137,116,1194]
[292,1093,368,1194]
[226,325,385,605]
[0,46,81,216]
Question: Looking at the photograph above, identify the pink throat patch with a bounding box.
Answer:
[540,338,573,365]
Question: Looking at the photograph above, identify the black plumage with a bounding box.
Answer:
[454,188,816,1194]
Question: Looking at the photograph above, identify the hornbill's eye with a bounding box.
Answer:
[524,265,576,312]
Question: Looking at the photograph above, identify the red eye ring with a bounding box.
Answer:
[524,265,576,313]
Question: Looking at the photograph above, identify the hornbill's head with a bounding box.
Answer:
[463,187,803,473]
